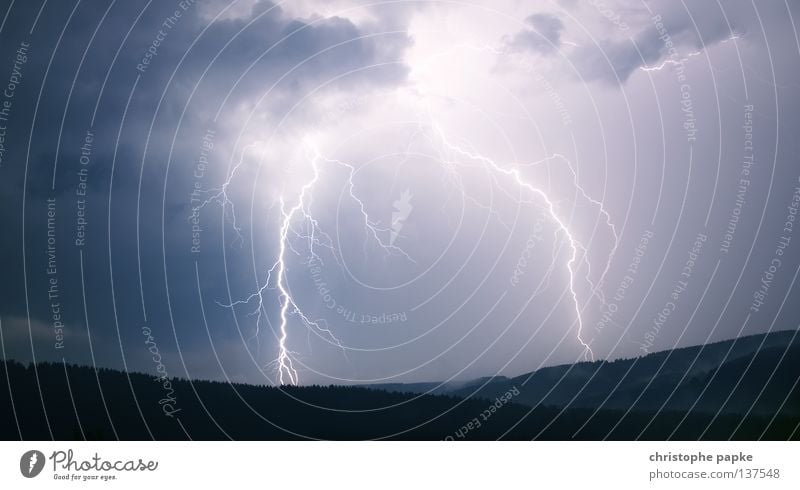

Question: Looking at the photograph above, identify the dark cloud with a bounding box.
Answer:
[0,0,413,382]
[568,0,751,84]
[507,13,564,54]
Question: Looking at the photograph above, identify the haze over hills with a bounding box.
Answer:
[372,330,800,415]
[1,330,798,440]
[364,375,510,396]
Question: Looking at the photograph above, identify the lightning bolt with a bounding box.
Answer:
[206,37,622,380]
[190,143,258,246]
[639,31,742,73]
[639,50,701,72]
[216,140,413,385]
[721,33,742,44]
[520,152,619,305]
[408,42,619,359]
[424,120,602,361]
[315,148,416,264]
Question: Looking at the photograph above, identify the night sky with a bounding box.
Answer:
[1,0,799,386]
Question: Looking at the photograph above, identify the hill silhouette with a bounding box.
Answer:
[374,330,800,417]
[1,331,798,440]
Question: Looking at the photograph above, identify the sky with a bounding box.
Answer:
[0,0,799,386]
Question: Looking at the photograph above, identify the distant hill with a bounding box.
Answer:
[364,375,509,396]
[0,330,798,440]
[445,329,800,415]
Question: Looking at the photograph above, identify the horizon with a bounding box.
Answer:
[3,327,796,387]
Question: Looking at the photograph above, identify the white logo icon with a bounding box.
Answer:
[390,189,413,245]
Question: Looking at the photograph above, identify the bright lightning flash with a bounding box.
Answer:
[217,140,412,385]
[206,97,617,381]
[424,121,607,361]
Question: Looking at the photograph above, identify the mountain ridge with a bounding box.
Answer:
[370,329,800,416]
[1,330,797,440]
